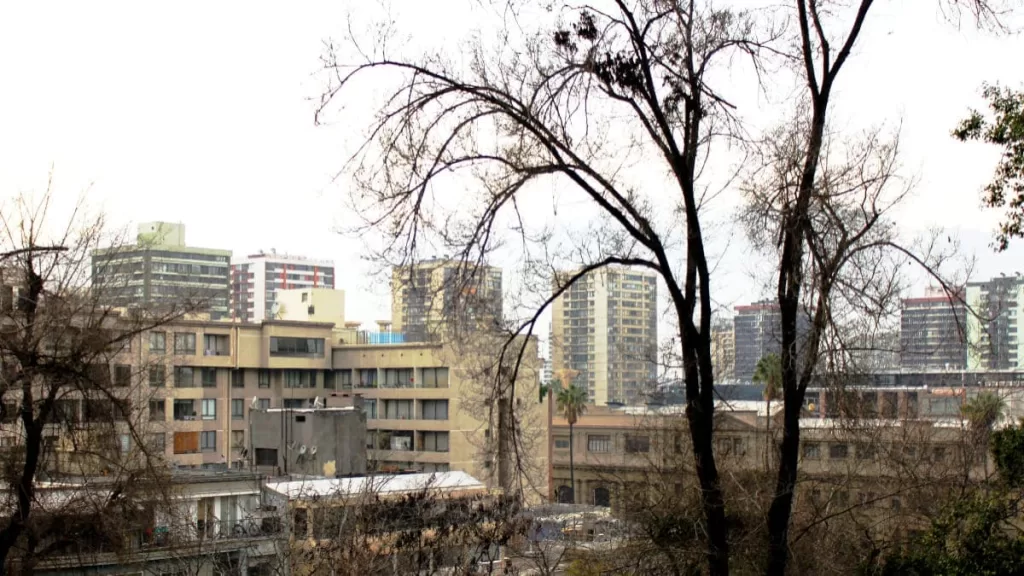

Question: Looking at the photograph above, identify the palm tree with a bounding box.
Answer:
[962,392,1006,476]
[752,354,782,471]
[556,380,588,504]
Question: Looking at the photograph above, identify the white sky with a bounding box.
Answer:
[2,1,1023,339]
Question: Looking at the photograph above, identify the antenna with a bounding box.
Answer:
[310,445,318,455]
[299,445,308,455]
[270,302,281,319]
[313,396,324,409]
[250,396,260,410]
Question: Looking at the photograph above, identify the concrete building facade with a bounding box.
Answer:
[710,318,736,383]
[966,276,1024,370]
[390,260,503,342]
[550,266,658,406]
[250,401,367,478]
[92,222,232,319]
[230,251,335,323]
[900,288,967,371]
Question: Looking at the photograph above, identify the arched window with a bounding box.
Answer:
[557,485,573,504]
[594,486,611,507]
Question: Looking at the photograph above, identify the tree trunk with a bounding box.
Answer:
[568,422,575,504]
[766,391,801,576]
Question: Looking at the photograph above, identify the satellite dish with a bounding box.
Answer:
[270,302,281,319]
[250,396,260,410]
[313,396,324,409]
[299,445,307,455]
[310,446,318,455]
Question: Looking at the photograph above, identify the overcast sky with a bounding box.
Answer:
[2,1,1023,338]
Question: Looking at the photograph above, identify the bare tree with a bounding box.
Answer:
[0,185,202,571]
[318,1,1013,574]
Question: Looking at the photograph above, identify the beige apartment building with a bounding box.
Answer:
[390,260,503,343]
[550,266,658,405]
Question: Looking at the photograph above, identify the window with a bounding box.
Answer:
[363,399,377,419]
[119,433,131,453]
[231,430,245,449]
[149,365,165,387]
[421,400,448,420]
[201,368,217,388]
[174,431,199,454]
[200,431,216,452]
[114,365,132,387]
[231,369,244,388]
[149,399,165,421]
[588,435,611,453]
[203,334,229,356]
[323,370,336,390]
[717,437,745,456]
[625,435,650,454]
[357,369,377,388]
[802,442,821,460]
[283,399,306,409]
[339,370,352,389]
[284,370,314,388]
[829,443,849,460]
[293,508,308,538]
[421,367,450,388]
[173,332,196,355]
[269,337,325,357]
[382,368,414,388]
[384,400,413,420]
[258,369,271,388]
[255,448,277,466]
[554,436,570,450]
[147,433,166,453]
[232,399,244,420]
[149,332,166,353]
[856,443,876,460]
[201,399,217,420]
[423,432,449,452]
[174,366,195,388]
[932,446,947,463]
[173,399,196,421]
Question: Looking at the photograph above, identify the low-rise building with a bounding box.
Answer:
[250,400,367,477]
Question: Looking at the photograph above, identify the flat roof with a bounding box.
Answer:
[265,471,485,500]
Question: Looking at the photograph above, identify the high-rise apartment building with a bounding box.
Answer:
[711,319,736,383]
[230,251,335,322]
[91,222,231,319]
[900,287,967,371]
[966,276,1024,370]
[390,260,503,342]
[733,300,783,382]
[550,266,658,406]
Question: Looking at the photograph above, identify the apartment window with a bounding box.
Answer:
[232,399,244,420]
[174,366,195,388]
[384,400,413,420]
[422,400,449,420]
[258,398,271,410]
[149,365,166,387]
[856,443,877,460]
[554,436,570,450]
[200,368,217,388]
[363,399,377,419]
[357,369,378,388]
[203,334,229,356]
[829,443,849,460]
[149,399,165,422]
[114,365,132,388]
[231,430,245,450]
[173,399,197,421]
[255,448,277,467]
[421,367,450,388]
[118,433,131,454]
[625,435,650,454]
[339,370,352,389]
[284,370,314,388]
[173,332,196,355]
[269,337,325,357]
[422,432,449,452]
[932,446,947,463]
[382,368,414,388]
[201,399,217,420]
[588,435,611,453]
[283,399,306,409]
[258,369,271,388]
[802,442,821,460]
[149,332,166,353]
[200,431,216,452]
[173,431,200,454]
[231,369,244,388]
[147,433,166,453]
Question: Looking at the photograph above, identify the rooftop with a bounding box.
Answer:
[265,471,485,500]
